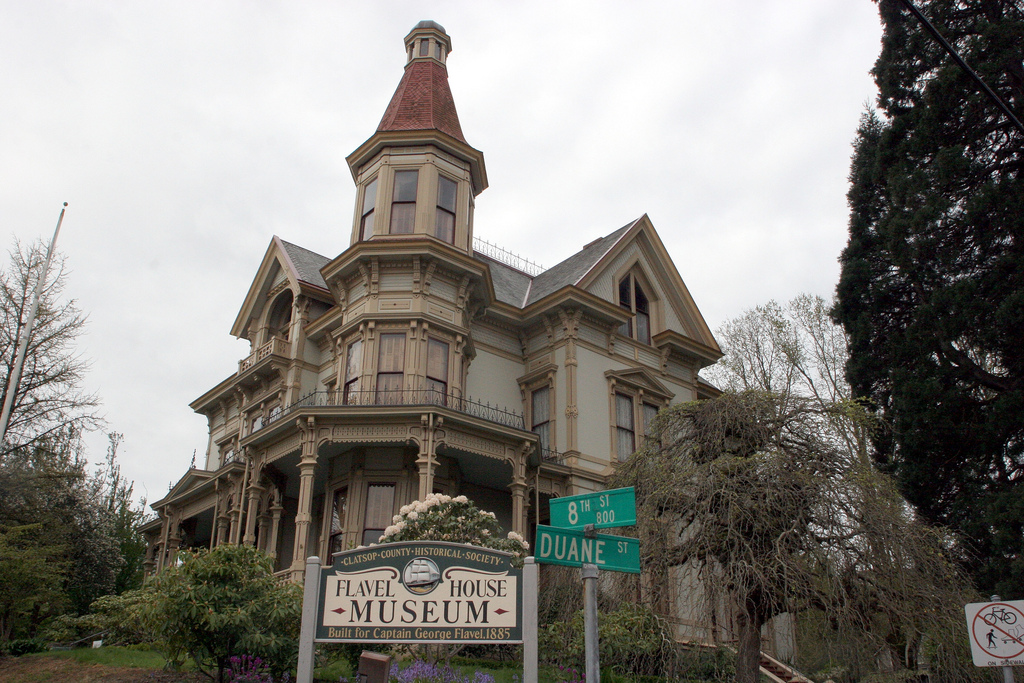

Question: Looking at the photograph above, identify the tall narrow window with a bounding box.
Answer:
[376,333,406,403]
[435,176,457,243]
[617,275,651,344]
[329,487,348,554]
[615,393,635,461]
[343,340,362,404]
[363,483,395,545]
[360,178,377,241]
[419,38,429,57]
[532,386,551,455]
[642,402,659,441]
[426,338,449,402]
[389,170,418,234]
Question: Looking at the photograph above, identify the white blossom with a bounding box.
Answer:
[407,511,419,520]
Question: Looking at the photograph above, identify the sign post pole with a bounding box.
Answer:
[582,562,600,683]
[296,556,321,683]
[523,557,538,683]
[992,596,1017,683]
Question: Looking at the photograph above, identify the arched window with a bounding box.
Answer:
[267,291,293,341]
[618,274,651,344]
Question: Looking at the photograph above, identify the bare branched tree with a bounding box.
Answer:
[0,240,101,460]
[612,392,983,683]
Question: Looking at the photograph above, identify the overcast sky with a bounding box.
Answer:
[0,1,883,505]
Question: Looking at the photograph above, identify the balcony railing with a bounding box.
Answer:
[239,338,291,374]
[279,389,527,430]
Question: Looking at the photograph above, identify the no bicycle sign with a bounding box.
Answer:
[965,600,1024,667]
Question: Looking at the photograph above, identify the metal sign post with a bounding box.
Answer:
[582,562,599,683]
[537,487,640,683]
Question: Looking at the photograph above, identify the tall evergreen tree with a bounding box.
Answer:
[835,0,1024,595]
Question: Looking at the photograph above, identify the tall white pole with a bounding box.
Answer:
[0,203,68,449]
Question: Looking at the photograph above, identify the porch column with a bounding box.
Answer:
[243,481,264,545]
[510,482,528,536]
[167,529,182,566]
[216,514,230,546]
[290,417,318,575]
[510,441,531,535]
[415,414,438,500]
[268,496,284,560]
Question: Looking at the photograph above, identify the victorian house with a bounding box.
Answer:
[143,21,722,595]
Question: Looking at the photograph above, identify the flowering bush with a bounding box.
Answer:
[389,658,495,683]
[378,493,528,564]
[228,654,275,682]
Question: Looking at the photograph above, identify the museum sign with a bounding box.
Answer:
[315,541,522,644]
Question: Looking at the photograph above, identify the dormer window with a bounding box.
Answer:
[360,177,377,240]
[435,176,457,243]
[390,170,418,234]
[618,274,651,344]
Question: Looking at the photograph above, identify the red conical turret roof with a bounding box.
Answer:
[377,59,466,143]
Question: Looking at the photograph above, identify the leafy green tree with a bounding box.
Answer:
[145,543,301,682]
[0,523,67,641]
[0,429,122,634]
[835,0,1024,595]
[95,433,149,593]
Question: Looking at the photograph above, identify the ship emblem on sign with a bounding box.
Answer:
[402,557,441,595]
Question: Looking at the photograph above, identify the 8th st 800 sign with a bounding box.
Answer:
[549,487,636,530]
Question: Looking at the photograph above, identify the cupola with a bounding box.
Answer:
[346,21,487,255]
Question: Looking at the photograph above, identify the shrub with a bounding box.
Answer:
[42,586,157,646]
[539,604,679,677]
[5,637,48,656]
[144,544,301,682]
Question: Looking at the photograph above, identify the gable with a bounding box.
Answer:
[576,215,719,354]
[229,237,333,339]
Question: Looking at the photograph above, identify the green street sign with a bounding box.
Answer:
[534,525,640,574]
[549,487,636,530]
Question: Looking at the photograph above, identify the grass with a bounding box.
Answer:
[26,645,168,669]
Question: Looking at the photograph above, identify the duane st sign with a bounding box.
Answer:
[316,541,522,644]
[534,524,640,574]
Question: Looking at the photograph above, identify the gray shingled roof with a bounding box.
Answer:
[277,218,637,310]
[279,239,330,290]
[474,253,533,307]
[523,219,638,306]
